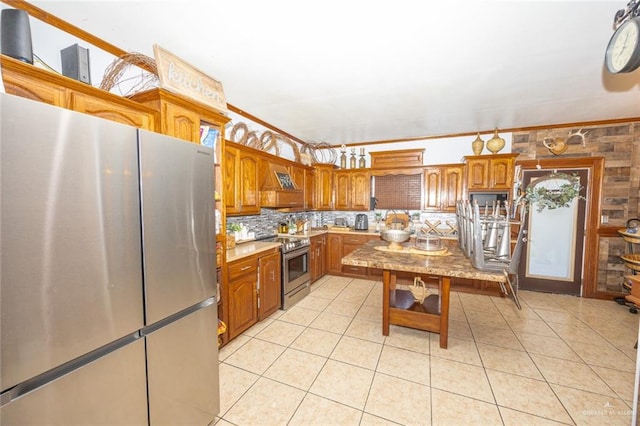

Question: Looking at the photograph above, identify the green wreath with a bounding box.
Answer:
[525,173,584,212]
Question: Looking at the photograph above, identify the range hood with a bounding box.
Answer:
[260,163,304,208]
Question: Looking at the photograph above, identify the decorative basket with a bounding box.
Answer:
[409,277,430,304]
[622,254,640,272]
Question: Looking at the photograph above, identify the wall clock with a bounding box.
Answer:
[605,17,640,73]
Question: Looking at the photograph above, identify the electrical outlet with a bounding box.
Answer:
[601,215,609,224]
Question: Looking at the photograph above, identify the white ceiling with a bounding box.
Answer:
[29,1,640,144]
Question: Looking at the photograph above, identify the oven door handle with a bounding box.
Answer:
[282,246,310,260]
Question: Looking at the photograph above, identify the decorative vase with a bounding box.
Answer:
[471,133,484,155]
[486,128,505,154]
[340,145,347,168]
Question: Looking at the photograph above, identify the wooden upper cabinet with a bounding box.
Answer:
[305,168,314,210]
[69,92,155,130]
[423,167,443,210]
[161,102,201,142]
[313,164,335,210]
[239,154,259,213]
[1,55,157,131]
[2,56,66,106]
[441,164,465,211]
[289,164,305,190]
[489,156,516,189]
[351,171,371,210]
[130,88,229,143]
[334,171,351,210]
[466,159,490,189]
[464,153,518,191]
[334,170,370,211]
[288,164,315,210]
[370,148,424,169]
[423,164,464,212]
[224,146,239,213]
[225,144,259,216]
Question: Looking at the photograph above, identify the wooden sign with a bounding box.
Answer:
[153,44,228,115]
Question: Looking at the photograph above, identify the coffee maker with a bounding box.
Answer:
[354,214,369,230]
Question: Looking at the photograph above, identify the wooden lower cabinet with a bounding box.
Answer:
[326,233,380,277]
[327,233,343,275]
[227,256,259,339]
[226,248,281,341]
[258,250,281,319]
[310,234,327,283]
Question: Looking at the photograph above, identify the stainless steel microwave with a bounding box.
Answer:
[468,191,509,207]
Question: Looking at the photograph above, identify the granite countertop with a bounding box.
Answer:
[226,241,281,263]
[341,240,506,282]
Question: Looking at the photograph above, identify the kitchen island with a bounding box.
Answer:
[341,239,507,349]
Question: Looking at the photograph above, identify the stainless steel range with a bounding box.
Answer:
[264,236,311,310]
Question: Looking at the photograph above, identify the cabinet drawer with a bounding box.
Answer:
[342,265,368,276]
[341,234,370,245]
[228,257,257,280]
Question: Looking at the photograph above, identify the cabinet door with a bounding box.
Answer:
[310,235,327,283]
[350,171,371,210]
[314,166,334,210]
[305,169,314,210]
[225,146,259,216]
[162,102,201,143]
[441,165,464,212]
[223,146,239,213]
[70,92,156,131]
[258,251,281,319]
[423,167,443,211]
[318,235,327,277]
[310,237,319,283]
[334,171,351,210]
[489,157,514,189]
[2,63,67,107]
[326,234,343,275]
[466,159,489,189]
[289,165,305,190]
[227,258,258,339]
[238,153,259,214]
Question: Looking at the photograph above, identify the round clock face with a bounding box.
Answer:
[605,17,640,73]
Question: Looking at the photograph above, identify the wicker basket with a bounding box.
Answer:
[622,253,640,272]
[619,229,640,244]
[409,277,430,304]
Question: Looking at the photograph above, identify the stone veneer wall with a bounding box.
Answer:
[511,120,640,293]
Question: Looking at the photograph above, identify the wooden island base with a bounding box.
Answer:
[342,240,506,351]
[383,270,450,349]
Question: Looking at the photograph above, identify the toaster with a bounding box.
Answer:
[354,214,369,230]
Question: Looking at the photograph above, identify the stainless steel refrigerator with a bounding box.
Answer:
[0,93,219,425]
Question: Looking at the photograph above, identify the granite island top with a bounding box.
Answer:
[341,240,506,282]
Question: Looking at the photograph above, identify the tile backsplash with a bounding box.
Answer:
[226,209,456,239]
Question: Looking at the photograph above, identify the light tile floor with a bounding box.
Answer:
[217,275,640,425]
